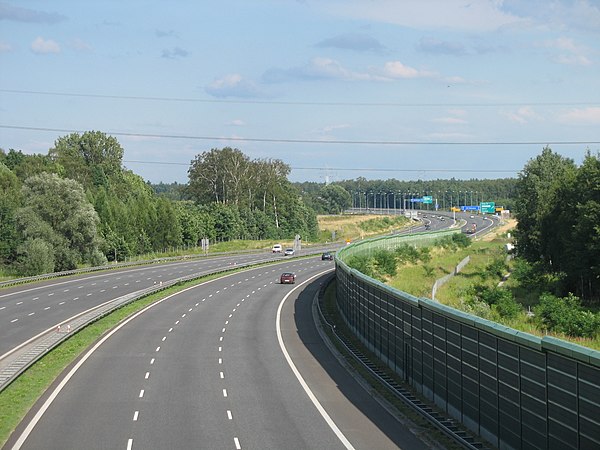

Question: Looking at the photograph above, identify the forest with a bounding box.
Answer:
[1,132,598,305]
[0,131,318,275]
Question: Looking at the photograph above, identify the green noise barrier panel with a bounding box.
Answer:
[335,232,600,450]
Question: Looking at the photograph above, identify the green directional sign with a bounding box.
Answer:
[422,196,433,204]
[480,201,495,213]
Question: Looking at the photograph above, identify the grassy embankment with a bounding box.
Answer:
[384,220,600,350]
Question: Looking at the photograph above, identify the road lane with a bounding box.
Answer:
[9,256,429,450]
[0,250,325,359]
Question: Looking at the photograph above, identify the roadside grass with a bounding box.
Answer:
[0,273,225,448]
[387,240,503,298]
[387,234,600,351]
[317,214,410,242]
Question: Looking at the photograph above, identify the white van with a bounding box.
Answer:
[272,244,282,253]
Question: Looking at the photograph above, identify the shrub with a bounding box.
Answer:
[451,232,471,248]
[373,249,397,277]
[485,258,508,279]
[534,293,600,338]
[395,244,420,264]
[18,238,55,275]
[494,294,521,319]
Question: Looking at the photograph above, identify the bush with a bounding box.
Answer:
[451,232,471,248]
[373,249,397,277]
[394,244,421,264]
[347,254,376,279]
[534,293,600,338]
[485,258,508,279]
[494,294,521,319]
[18,238,55,275]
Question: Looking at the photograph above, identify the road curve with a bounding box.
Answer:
[7,257,429,450]
[0,250,327,359]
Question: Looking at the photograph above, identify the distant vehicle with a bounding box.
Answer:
[321,252,333,260]
[470,215,475,219]
[280,272,296,284]
[467,223,477,234]
[424,224,431,230]
[284,248,295,256]
[272,244,282,253]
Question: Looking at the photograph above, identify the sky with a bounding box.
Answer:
[1,0,599,184]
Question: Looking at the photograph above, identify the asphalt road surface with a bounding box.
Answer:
[7,256,430,450]
[0,250,326,359]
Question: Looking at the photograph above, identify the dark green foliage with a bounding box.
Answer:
[514,147,600,302]
[394,244,421,264]
[317,184,352,214]
[451,232,471,248]
[534,293,600,338]
[17,238,55,275]
[485,258,508,279]
[295,176,518,213]
[494,295,521,319]
[473,285,521,319]
[373,250,397,277]
[346,255,376,278]
[15,173,102,272]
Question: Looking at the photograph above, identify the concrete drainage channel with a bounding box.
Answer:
[314,276,490,450]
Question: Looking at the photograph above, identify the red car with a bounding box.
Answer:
[280,272,296,284]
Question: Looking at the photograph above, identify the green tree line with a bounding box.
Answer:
[514,147,600,303]
[0,132,318,276]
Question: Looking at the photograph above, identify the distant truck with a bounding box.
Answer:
[467,223,477,234]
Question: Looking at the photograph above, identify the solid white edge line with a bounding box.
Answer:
[10,274,239,450]
[275,269,355,450]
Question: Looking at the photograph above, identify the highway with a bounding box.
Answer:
[0,250,325,360]
[7,257,429,450]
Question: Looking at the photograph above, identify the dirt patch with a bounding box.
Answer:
[317,214,383,230]
[482,218,517,241]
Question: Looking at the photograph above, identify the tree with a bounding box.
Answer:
[514,147,577,270]
[318,184,352,214]
[15,173,103,272]
[0,163,21,264]
[48,131,124,189]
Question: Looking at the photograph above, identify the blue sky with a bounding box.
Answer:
[1,0,599,184]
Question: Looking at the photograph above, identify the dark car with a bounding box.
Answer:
[280,272,296,284]
[321,252,333,261]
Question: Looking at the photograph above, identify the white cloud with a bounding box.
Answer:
[558,107,600,125]
[31,37,60,54]
[504,106,540,124]
[381,61,435,79]
[205,74,266,98]
[540,37,592,66]
[264,58,437,83]
[0,40,11,52]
